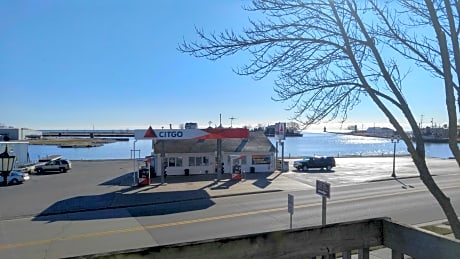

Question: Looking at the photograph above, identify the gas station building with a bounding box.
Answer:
[136,128,276,177]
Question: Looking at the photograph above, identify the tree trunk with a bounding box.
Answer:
[412,153,460,239]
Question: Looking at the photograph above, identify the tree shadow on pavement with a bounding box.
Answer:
[395,178,415,189]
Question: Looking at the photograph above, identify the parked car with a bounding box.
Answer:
[34,159,72,173]
[293,156,336,171]
[17,162,37,174]
[2,171,30,185]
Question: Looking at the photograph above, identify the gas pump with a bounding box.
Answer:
[230,155,243,180]
[137,158,152,186]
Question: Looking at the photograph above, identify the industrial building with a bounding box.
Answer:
[0,127,42,141]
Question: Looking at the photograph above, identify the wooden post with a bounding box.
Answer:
[342,251,351,259]
[358,247,369,259]
[391,250,404,259]
[322,196,327,226]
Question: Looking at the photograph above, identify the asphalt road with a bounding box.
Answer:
[0,157,459,258]
[0,159,135,220]
[1,157,458,220]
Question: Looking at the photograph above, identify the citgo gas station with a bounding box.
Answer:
[133,125,278,186]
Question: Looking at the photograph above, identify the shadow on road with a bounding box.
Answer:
[295,169,335,173]
[32,173,217,222]
[31,170,280,222]
[32,188,215,222]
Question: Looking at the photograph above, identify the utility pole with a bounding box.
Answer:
[217,114,223,181]
[391,136,400,177]
[229,117,236,128]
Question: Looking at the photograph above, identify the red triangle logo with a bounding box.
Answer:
[144,126,157,138]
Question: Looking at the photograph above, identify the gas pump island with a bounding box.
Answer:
[137,157,155,186]
[230,155,244,180]
[135,126,250,186]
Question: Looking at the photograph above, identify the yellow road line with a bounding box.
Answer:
[1,184,459,250]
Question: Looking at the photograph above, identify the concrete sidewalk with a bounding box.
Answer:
[115,156,448,204]
[97,156,460,211]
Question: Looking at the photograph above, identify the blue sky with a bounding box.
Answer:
[0,0,447,131]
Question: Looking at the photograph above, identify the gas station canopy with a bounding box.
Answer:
[135,126,249,140]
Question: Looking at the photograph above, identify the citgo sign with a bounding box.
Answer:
[135,126,250,140]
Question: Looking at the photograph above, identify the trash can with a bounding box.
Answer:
[184,169,190,176]
[250,166,255,173]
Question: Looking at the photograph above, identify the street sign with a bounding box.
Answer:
[288,194,294,214]
[316,180,331,199]
[316,180,330,226]
[275,122,286,140]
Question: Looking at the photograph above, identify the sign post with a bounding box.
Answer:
[316,180,331,226]
[288,194,294,229]
[275,123,286,172]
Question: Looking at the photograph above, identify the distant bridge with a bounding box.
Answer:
[42,130,134,138]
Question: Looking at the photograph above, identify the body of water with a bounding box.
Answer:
[28,132,455,161]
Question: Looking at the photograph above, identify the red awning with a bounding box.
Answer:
[198,128,249,139]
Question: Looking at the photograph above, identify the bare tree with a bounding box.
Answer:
[179,0,460,238]
[373,0,460,164]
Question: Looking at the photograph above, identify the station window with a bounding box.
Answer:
[188,156,209,167]
[229,155,247,165]
[168,157,183,167]
[188,157,195,166]
[252,154,271,165]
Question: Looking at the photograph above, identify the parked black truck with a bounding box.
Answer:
[293,156,336,171]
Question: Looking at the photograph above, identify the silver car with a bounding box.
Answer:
[4,171,30,185]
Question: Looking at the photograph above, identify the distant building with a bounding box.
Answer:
[0,127,42,141]
[347,125,358,132]
[263,124,303,137]
[366,127,395,136]
[184,122,198,129]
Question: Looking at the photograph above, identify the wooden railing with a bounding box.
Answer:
[65,218,460,259]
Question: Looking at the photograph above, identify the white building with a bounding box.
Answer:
[152,131,276,176]
[0,141,30,168]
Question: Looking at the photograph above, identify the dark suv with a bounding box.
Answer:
[293,156,336,171]
[35,159,72,173]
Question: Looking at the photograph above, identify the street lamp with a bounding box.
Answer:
[391,136,400,178]
[0,146,16,186]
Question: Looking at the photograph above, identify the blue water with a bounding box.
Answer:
[276,132,453,158]
[28,132,454,161]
